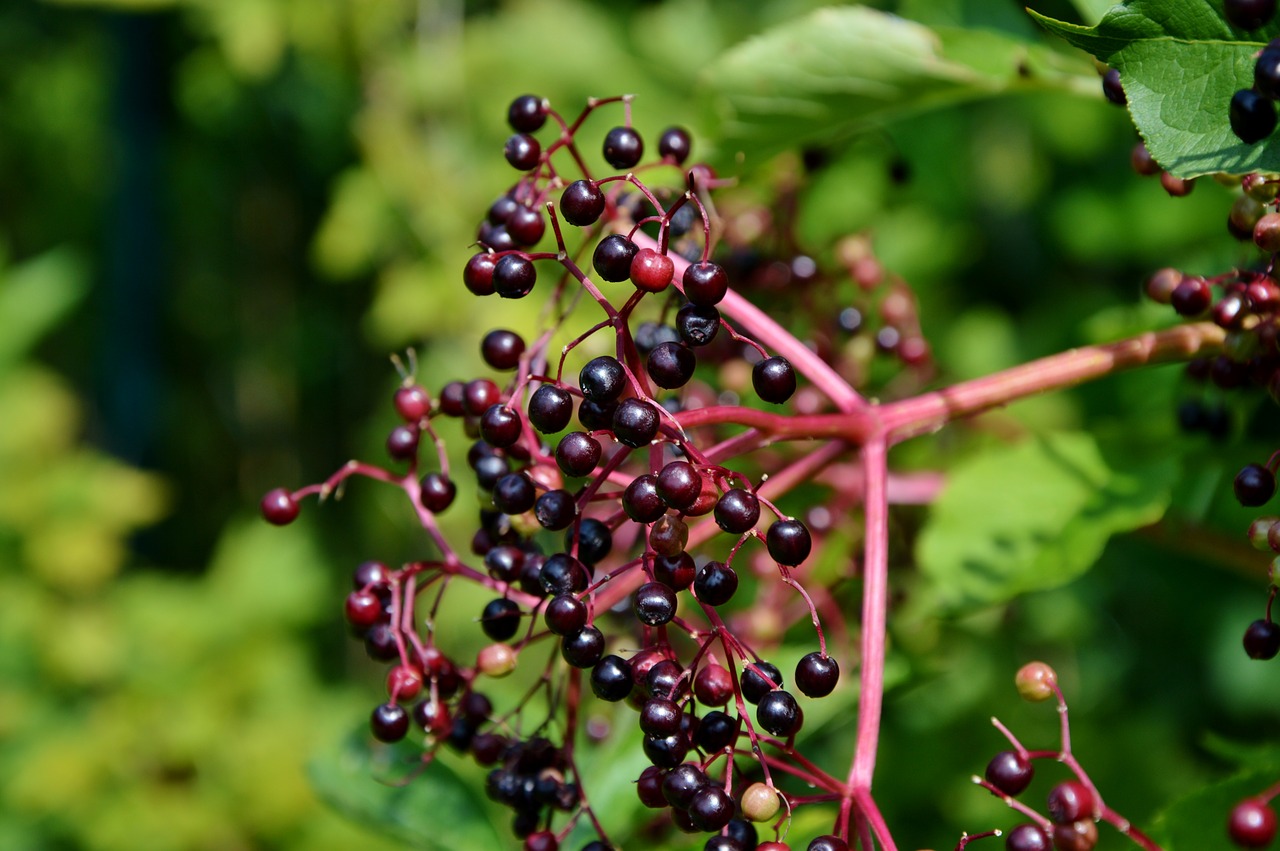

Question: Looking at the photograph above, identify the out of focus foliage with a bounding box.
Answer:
[2,0,1278,849]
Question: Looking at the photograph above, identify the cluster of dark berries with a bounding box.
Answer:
[1230,34,1280,144]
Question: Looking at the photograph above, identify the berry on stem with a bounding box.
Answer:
[794,652,839,698]
[985,750,1035,796]
[753,356,797,403]
[766,518,812,566]
[1243,618,1280,659]
[630,247,675,293]
[1235,463,1276,507]
[603,126,644,169]
[1229,798,1278,848]
[560,180,606,226]
[261,488,299,525]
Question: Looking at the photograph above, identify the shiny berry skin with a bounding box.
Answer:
[612,398,660,448]
[807,838,847,851]
[463,380,500,418]
[657,461,702,511]
[603,126,644,169]
[689,785,735,831]
[652,552,695,590]
[683,260,728,306]
[1051,820,1098,851]
[419,472,457,512]
[985,750,1035,796]
[693,561,738,606]
[624,474,667,523]
[560,625,605,668]
[504,133,541,170]
[535,489,577,531]
[352,560,391,592]
[658,126,692,164]
[577,398,617,431]
[386,424,420,461]
[345,590,383,629]
[463,252,497,296]
[1230,798,1278,848]
[260,488,299,525]
[492,471,536,514]
[648,341,696,389]
[1047,780,1095,824]
[394,385,431,421]
[795,652,839,698]
[629,247,675,293]
[634,581,678,626]
[636,764,668,807]
[1244,618,1280,659]
[528,384,574,434]
[544,593,588,635]
[540,553,589,595]
[591,654,634,701]
[1258,46,1280,99]
[593,234,639,282]
[1102,68,1125,105]
[756,690,803,737]
[493,253,537,299]
[676,303,720,346]
[481,598,522,641]
[694,663,733,706]
[568,517,612,564]
[507,94,547,132]
[643,732,688,767]
[556,432,602,478]
[1231,89,1277,144]
[714,489,760,534]
[753,356,797,403]
[1235,463,1276,506]
[767,518,812,566]
[640,697,683,737]
[371,702,410,742]
[439,381,466,416]
[1005,824,1052,851]
[1226,0,1277,29]
[560,179,605,226]
[660,762,707,808]
[506,204,545,246]
[579,356,627,402]
[481,329,525,370]
[742,661,783,704]
[695,710,739,751]
[480,404,522,448]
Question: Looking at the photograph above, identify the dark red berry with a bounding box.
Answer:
[658,126,692,164]
[1235,463,1276,506]
[1226,0,1277,29]
[753,356,797,403]
[1231,89,1277,144]
[683,260,728,306]
[544,593,588,635]
[463,379,501,417]
[624,474,666,523]
[528,384,574,434]
[386,424,420,460]
[714,489,760,534]
[371,702,410,742]
[504,134,541,170]
[419,472,457,512]
[653,552,696,590]
[560,180,605,226]
[794,652,839,698]
[693,561,738,606]
[603,126,644,170]
[756,689,803,737]
[480,404,522,448]
[1244,618,1280,659]
[985,750,1035,796]
[630,247,675,293]
[481,329,525,371]
[1229,798,1278,848]
[1052,820,1098,851]
[506,205,545,246]
[493,253,537,299]
[694,663,733,706]
[261,488,299,525]
[766,518,812,566]
[394,384,431,421]
[1047,780,1095,824]
[657,461,702,511]
[507,94,547,132]
[634,581,678,626]
[561,625,605,668]
[439,381,466,416]
[593,234,639,282]
[556,432,602,477]
[463,252,497,296]
[345,590,383,629]
[612,397,660,448]
[1005,823,1052,851]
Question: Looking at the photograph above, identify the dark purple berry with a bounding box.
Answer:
[643,733,688,768]
[394,385,431,421]
[676,303,720,347]
[693,561,737,606]
[648,341,696,389]
[463,379,500,417]
[371,702,410,742]
[568,517,612,564]
[753,356,796,403]
[645,659,685,699]
[1244,619,1280,659]
[688,785,734,831]
[477,221,515,252]
[544,593,588,635]
[439,381,466,416]
[624,475,667,523]
[985,750,1035,796]
[528,384,574,434]
[1229,798,1278,848]
[506,205,545,246]
[579,356,627,402]
[742,661,782,704]
[1257,47,1280,99]
[640,697,683,737]
[795,652,839,698]
[492,471,536,514]
[561,625,605,668]
[1102,68,1125,105]
[345,591,383,629]
[1047,780,1095,824]
[464,252,496,296]
[658,126,692,164]
[386,424,420,461]
[1231,89,1277,144]
[714,489,760,534]
[1226,0,1277,29]
[1235,463,1276,506]
[504,134,541,170]
[560,180,605,227]
[481,598,522,641]
[507,94,547,132]
[635,321,680,356]
[480,404,522,448]
[1170,277,1212,316]
[540,553,589,595]
[493,254,537,299]
[634,581,678,626]
[756,690,802,737]
[637,764,667,808]
[420,472,457,512]
[807,838,848,851]
[1005,824,1052,851]
[652,552,696,590]
[612,398,660,448]
[364,623,398,661]
[766,518,812,566]
[577,398,618,432]
[535,489,577,531]
[657,460,702,511]
[591,655,634,702]
[261,488,299,525]
[593,234,639,282]
[694,710,739,751]
[481,329,525,371]
[603,126,644,170]
[683,261,728,306]
[556,432,602,477]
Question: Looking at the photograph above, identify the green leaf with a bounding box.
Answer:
[0,250,88,370]
[309,732,505,849]
[917,431,1174,611]
[1069,0,1119,25]
[1152,767,1280,850]
[1031,1,1280,177]
[700,6,1094,166]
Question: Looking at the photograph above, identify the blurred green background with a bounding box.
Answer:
[1,0,1277,849]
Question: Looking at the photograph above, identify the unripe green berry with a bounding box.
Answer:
[1249,516,1280,550]
[740,781,782,822]
[478,643,518,677]
[1015,661,1057,702]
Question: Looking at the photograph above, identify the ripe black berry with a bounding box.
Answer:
[261,488,299,525]
[1235,463,1276,506]
[386,424,420,461]
[419,472,457,512]
[481,598,522,641]
[676,303,720,347]
[807,837,848,851]
[647,341,696,389]
[643,733,689,768]
[635,321,680,356]
[640,697,683,737]
[504,133,541,171]
[568,517,613,564]
[1047,780,1095,824]
[1244,619,1280,660]
[478,221,514,252]
[1231,89,1277,144]
[371,702,410,742]
[653,552,696,590]
[579,356,627,402]
[556,432,601,478]
[1226,0,1277,29]
[544,593,588,635]
[693,561,737,606]
[480,404,522,448]
[753,355,797,403]
[528,385,574,434]
[464,252,496,296]
[634,581,678,626]
[506,205,545,246]
[1005,824,1051,851]
[591,655,634,702]
[1258,46,1280,99]
[714,489,760,534]
[985,750,1035,796]
[535,489,577,531]
[658,126,692,164]
[481,329,525,370]
[540,553,589,595]
[364,623,398,661]
[493,254,537,299]
[1102,68,1125,105]
[742,661,782,704]
[756,689,803,737]
[695,710,739,751]
[1229,798,1277,848]
[795,652,839,698]
[439,381,466,416]
[560,180,605,226]
[766,518,812,566]
[492,471,536,514]
[593,235,640,284]
[658,460,702,511]
[603,126,644,169]
[688,785,735,831]
[561,625,605,668]
[612,398,660,447]
[473,454,510,491]
[507,94,547,132]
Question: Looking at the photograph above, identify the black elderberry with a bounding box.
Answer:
[504,133,541,171]
[577,398,617,432]
[567,517,612,564]
[1005,824,1052,851]
[1258,46,1280,99]
[640,697,683,737]
[506,205,545,246]
[528,385,574,434]
[463,252,497,296]
[1102,68,1125,105]
[540,553,589,595]
[646,659,685,698]
[683,261,728,306]
[1244,618,1280,659]
[561,625,605,668]
[386,424,420,461]
[535,489,577,531]
[753,355,797,403]
[795,651,839,698]
[766,518,813,566]
[579,356,627,402]
[755,689,803,737]
[260,488,299,525]
[492,472,534,516]
[591,655,634,701]
[1226,0,1277,30]
[560,180,606,227]
[693,561,738,606]
[642,732,688,768]
[688,785,735,831]
[657,460,702,511]
[634,582,678,626]
[481,329,525,371]
[592,234,639,282]
[807,837,849,851]
[612,397,660,447]
[364,622,399,661]
[714,488,760,534]
[741,661,783,704]
[634,321,681,356]
[1234,463,1276,507]
[648,341,696,389]
[371,702,410,742]
[481,598,522,641]
[493,254,537,299]
[1230,89,1277,144]
[658,126,692,164]
[985,750,1035,796]
[603,126,644,170]
[694,710,739,751]
[507,94,547,132]
[556,432,601,478]
[420,472,458,512]
[623,475,667,523]
[676,303,721,347]
[544,593,588,636]
[652,551,695,590]
[480,404,522,448]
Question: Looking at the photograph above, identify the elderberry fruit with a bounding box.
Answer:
[569,518,612,564]
[365,623,398,661]
[612,397,660,447]
[650,516,690,559]
[439,381,466,416]
[648,341,696,389]
[591,655,634,701]
[560,180,605,226]
[603,126,644,169]
[481,404,522,448]
[535,490,577,531]
[641,697,683,737]
[540,553,589,595]
[1258,46,1280,99]
[624,474,667,523]
[593,234,639,282]
[493,254,537,299]
[985,750,1035,796]
[677,303,720,346]
[683,260,728,306]
[394,385,431,421]
[352,560,391,592]
[694,664,733,706]
[556,432,601,478]
[1244,619,1280,659]
[795,652,839,698]
[714,489,760,534]
[689,785,735,831]
[481,598,522,641]
[634,582,678,626]
[345,591,383,630]
[658,461,702,511]
[504,134,541,171]
[756,690,803,737]
[473,454,510,491]
[767,518,812,566]
[261,488,299,525]
[704,838,744,851]
[371,702,410,742]
[577,398,617,431]
[507,94,547,132]
[653,552,695,590]
[1047,779,1095,824]
[561,625,605,668]
[695,710,739,751]
[1231,89,1277,144]
[489,194,518,225]
[419,472,457,512]
[658,126,692,164]
[1229,798,1277,848]
[493,472,536,515]
[478,221,514,252]
[386,424,420,461]
[1005,824,1052,851]
[1235,463,1276,506]
[463,252,497,296]
[631,247,675,293]
[579,356,627,402]
[1226,0,1277,29]
[1102,68,1125,105]
[481,329,525,371]
[753,356,797,403]
[693,561,737,606]
[742,661,783,704]
[544,593,588,636]
[506,205,545,246]
[635,321,680,355]
[643,732,688,767]
[528,385,574,434]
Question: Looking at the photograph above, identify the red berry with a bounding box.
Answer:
[1047,780,1095,824]
[1230,798,1278,848]
[260,488,299,525]
[630,247,675,293]
[345,591,383,629]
